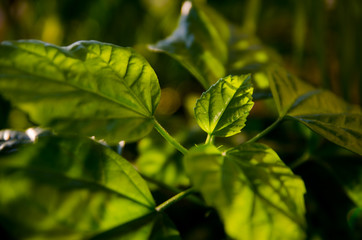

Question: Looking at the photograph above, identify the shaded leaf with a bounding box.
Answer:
[150,1,280,89]
[0,40,161,143]
[136,133,189,189]
[194,75,254,137]
[268,66,362,155]
[0,135,157,239]
[90,212,181,240]
[183,143,306,240]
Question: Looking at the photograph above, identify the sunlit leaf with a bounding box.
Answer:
[150,1,280,89]
[194,75,254,137]
[0,40,161,143]
[268,66,362,155]
[0,135,157,239]
[183,143,306,240]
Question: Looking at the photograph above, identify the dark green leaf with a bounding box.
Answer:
[90,212,181,240]
[183,143,306,240]
[194,75,254,137]
[0,136,157,239]
[150,1,280,89]
[268,66,362,155]
[0,40,161,143]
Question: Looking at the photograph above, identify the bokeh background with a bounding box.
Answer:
[0,0,361,239]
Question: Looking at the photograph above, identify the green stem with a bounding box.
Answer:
[290,151,311,169]
[205,134,214,144]
[153,118,188,155]
[140,174,205,207]
[245,117,283,144]
[242,0,261,34]
[155,188,195,212]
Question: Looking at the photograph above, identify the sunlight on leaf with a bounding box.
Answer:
[0,136,159,239]
[183,143,306,240]
[0,40,161,143]
[194,75,254,137]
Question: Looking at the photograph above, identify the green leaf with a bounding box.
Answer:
[194,75,254,137]
[183,143,306,240]
[150,1,280,89]
[268,66,362,155]
[0,40,161,143]
[90,212,181,240]
[136,133,189,189]
[0,135,157,239]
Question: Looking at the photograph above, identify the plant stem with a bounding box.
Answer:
[205,134,214,144]
[242,0,261,34]
[153,118,188,155]
[140,173,205,207]
[245,117,283,144]
[155,188,195,212]
[290,151,311,169]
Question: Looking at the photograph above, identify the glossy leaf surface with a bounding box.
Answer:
[0,40,161,143]
[184,143,306,240]
[268,66,362,155]
[150,1,279,89]
[194,75,254,137]
[0,136,157,239]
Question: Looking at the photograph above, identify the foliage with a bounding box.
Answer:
[0,0,361,239]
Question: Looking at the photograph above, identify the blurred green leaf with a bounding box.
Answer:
[150,1,280,89]
[136,133,189,189]
[268,66,362,155]
[0,135,158,239]
[0,40,161,143]
[183,143,306,240]
[149,212,182,240]
[194,75,254,137]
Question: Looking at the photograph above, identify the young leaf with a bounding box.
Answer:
[183,143,306,240]
[0,40,161,143]
[150,1,280,89]
[0,135,159,239]
[268,66,362,155]
[194,75,254,137]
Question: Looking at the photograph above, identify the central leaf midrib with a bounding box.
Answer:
[9,43,153,117]
[86,46,152,116]
[0,71,150,118]
[210,78,248,135]
[2,165,154,210]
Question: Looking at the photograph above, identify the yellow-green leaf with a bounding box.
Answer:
[194,75,254,137]
[0,40,161,143]
[183,143,306,240]
[0,135,158,239]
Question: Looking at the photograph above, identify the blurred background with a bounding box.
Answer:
[0,0,361,239]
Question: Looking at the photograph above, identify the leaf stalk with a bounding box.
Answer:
[155,188,195,212]
[153,118,188,155]
[245,117,283,144]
